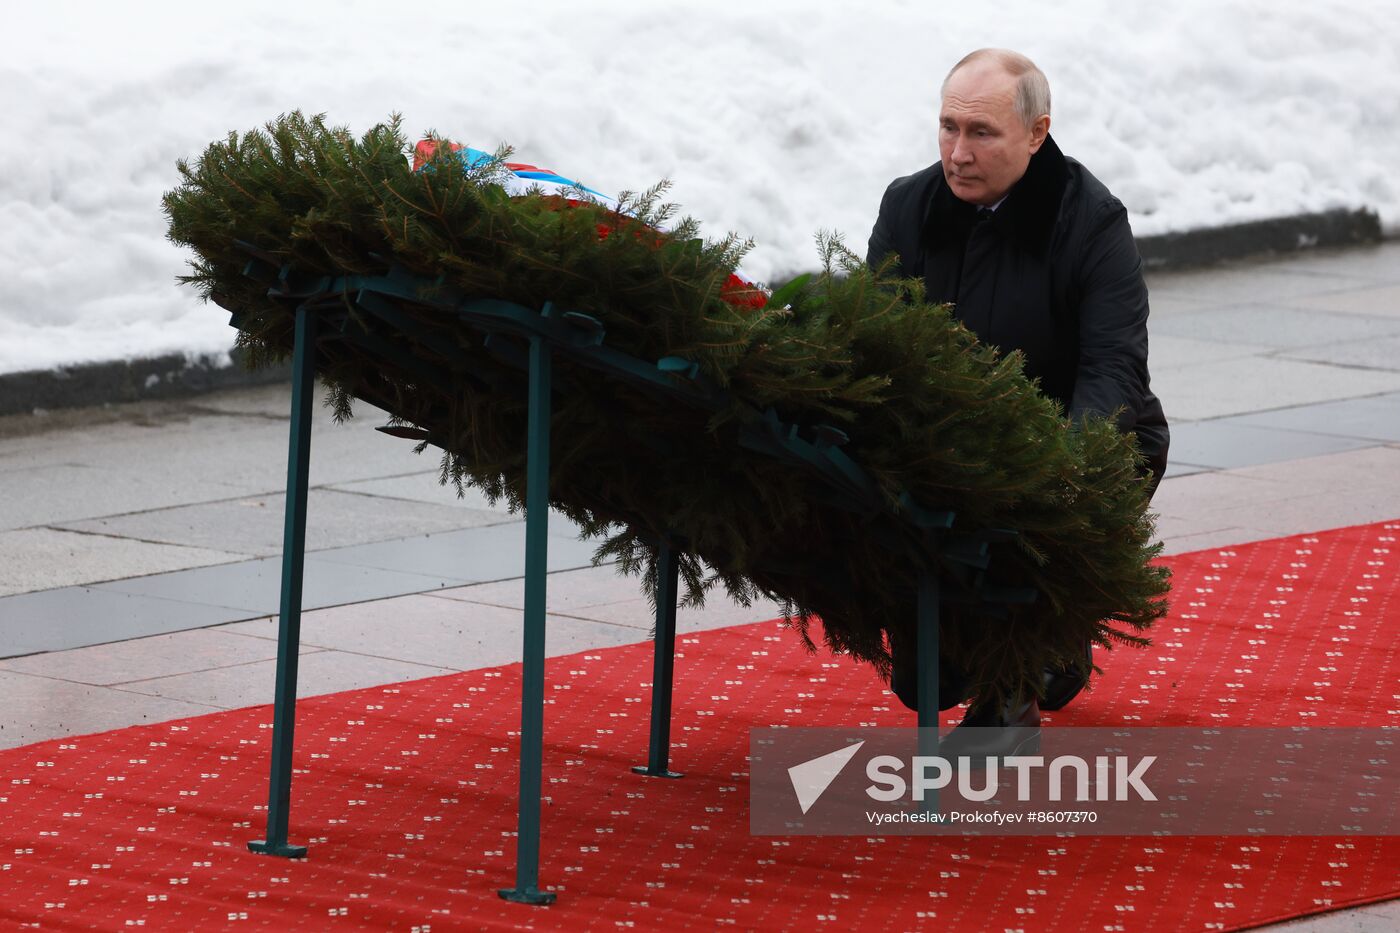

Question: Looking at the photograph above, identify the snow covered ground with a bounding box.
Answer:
[2,0,1397,375]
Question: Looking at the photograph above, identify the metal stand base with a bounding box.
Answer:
[498,887,557,906]
[247,840,308,859]
[630,765,684,779]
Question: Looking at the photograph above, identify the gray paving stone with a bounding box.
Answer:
[1227,393,1400,442]
[1144,266,1375,303]
[113,648,457,710]
[0,459,252,532]
[0,587,248,658]
[1196,487,1400,539]
[1167,421,1377,469]
[432,562,650,614]
[90,555,464,616]
[1278,282,1400,318]
[0,627,318,686]
[1227,445,1400,494]
[1267,241,1400,283]
[1157,527,1280,556]
[1141,292,1224,317]
[1147,305,1400,349]
[0,388,444,529]
[1150,470,1295,528]
[1162,461,1213,479]
[1276,334,1400,371]
[1147,333,1272,368]
[1149,447,1400,545]
[1152,356,1400,421]
[0,669,221,750]
[554,595,790,634]
[310,518,604,581]
[327,471,516,513]
[1150,514,1236,542]
[432,566,788,635]
[219,595,652,669]
[55,488,513,558]
[3,521,614,661]
[0,527,244,597]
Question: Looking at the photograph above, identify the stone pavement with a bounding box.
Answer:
[2,242,1398,930]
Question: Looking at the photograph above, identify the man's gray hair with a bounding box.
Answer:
[942,48,1051,128]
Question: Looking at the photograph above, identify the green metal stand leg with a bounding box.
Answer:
[916,569,940,814]
[633,537,684,779]
[249,306,316,860]
[499,334,558,907]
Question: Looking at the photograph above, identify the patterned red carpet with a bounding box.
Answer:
[2,521,1397,931]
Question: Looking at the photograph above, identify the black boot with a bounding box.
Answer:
[938,693,1041,760]
[1040,638,1093,712]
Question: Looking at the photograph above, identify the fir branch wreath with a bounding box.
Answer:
[164,111,1170,706]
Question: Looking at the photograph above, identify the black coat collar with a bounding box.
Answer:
[923,134,1070,258]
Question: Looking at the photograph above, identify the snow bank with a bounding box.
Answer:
[2,0,1396,375]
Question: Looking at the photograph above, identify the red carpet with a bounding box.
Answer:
[2,521,1397,931]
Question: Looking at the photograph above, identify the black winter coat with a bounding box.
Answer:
[866,135,1169,481]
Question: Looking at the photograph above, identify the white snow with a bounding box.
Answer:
[1,0,1397,375]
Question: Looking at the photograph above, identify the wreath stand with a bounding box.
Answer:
[229,253,1035,904]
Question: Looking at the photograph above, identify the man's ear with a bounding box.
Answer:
[1028,115,1051,154]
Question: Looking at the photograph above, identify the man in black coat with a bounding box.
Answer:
[867,48,1169,736]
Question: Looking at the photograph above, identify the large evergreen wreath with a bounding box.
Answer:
[163,111,1170,705]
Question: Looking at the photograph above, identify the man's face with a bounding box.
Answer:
[938,62,1049,206]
